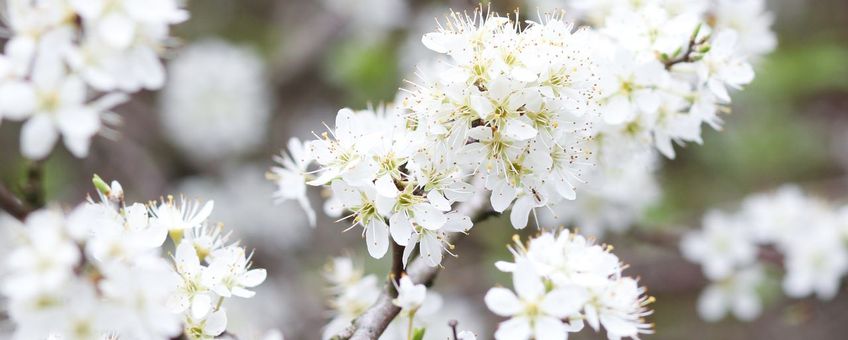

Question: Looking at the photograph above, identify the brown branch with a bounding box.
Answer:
[389,240,404,296]
[663,38,698,70]
[663,24,708,70]
[22,160,45,210]
[0,182,28,221]
[448,320,459,340]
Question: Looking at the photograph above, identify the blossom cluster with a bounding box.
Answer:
[0,0,187,159]
[576,0,773,158]
[529,0,776,237]
[271,2,775,263]
[487,230,653,340]
[270,104,474,265]
[681,185,848,322]
[541,152,660,238]
[561,0,774,160]
[322,257,473,340]
[0,176,267,340]
[271,10,603,267]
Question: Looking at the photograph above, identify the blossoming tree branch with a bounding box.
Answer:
[268,1,774,339]
[0,0,790,339]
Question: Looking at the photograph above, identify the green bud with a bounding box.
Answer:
[690,23,703,41]
[412,328,426,340]
[92,174,111,195]
[672,46,682,57]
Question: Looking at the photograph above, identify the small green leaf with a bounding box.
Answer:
[412,327,426,340]
[690,23,702,40]
[92,174,110,195]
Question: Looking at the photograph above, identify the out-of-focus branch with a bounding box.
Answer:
[334,192,489,340]
[448,320,459,340]
[22,161,45,210]
[0,182,28,221]
[270,9,344,88]
[0,161,45,221]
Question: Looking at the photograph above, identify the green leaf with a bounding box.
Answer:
[412,327,426,340]
[92,174,110,195]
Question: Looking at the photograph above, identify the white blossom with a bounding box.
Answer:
[489,230,653,340]
[486,259,589,340]
[695,30,755,103]
[322,259,381,340]
[684,185,848,322]
[270,138,316,226]
[681,210,758,280]
[160,39,272,163]
[392,275,427,313]
[697,265,764,322]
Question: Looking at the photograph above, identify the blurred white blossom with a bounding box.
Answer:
[161,39,272,164]
[180,165,313,252]
[697,265,765,322]
[321,0,408,41]
[0,0,186,159]
[683,185,848,322]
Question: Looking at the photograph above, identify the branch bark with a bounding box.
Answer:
[663,25,707,70]
[1,161,47,221]
[22,161,45,210]
[0,182,28,221]
[389,240,404,294]
[334,193,489,340]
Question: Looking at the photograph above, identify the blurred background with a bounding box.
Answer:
[0,0,846,338]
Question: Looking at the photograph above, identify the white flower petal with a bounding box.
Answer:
[494,316,532,340]
[426,190,452,211]
[491,180,517,213]
[540,286,589,318]
[204,309,228,336]
[513,260,544,300]
[365,218,389,259]
[389,213,413,246]
[534,316,567,340]
[509,196,533,230]
[191,294,212,320]
[21,115,58,160]
[442,213,472,233]
[419,233,443,267]
[484,287,522,317]
[375,174,399,198]
[412,203,446,231]
[504,119,537,141]
[240,269,267,287]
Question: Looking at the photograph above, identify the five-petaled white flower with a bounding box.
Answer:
[485,260,589,340]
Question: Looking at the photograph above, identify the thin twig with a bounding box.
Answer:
[22,160,45,210]
[0,181,28,221]
[448,320,459,340]
[663,24,708,70]
[663,38,699,70]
